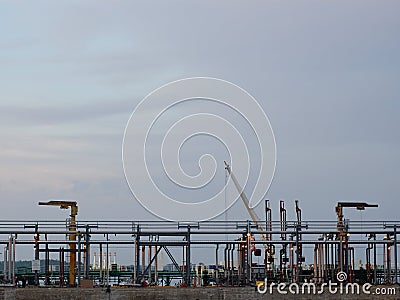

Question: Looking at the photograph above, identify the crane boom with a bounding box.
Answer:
[224,161,266,239]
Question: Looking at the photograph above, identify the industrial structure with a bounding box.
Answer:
[0,163,396,288]
[1,200,399,288]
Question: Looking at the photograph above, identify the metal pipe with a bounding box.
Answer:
[215,244,219,284]
[141,245,145,281]
[0,239,397,246]
[313,244,317,281]
[373,234,377,284]
[134,235,138,283]
[60,247,64,286]
[154,246,158,285]
[230,244,235,285]
[106,235,109,286]
[394,226,398,284]
[3,246,7,282]
[8,236,12,284]
[99,244,103,284]
[226,244,231,285]
[12,235,16,283]
[77,234,81,287]
[186,226,191,286]
[83,245,86,279]
[387,241,391,284]
[45,241,50,285]
[69,217,76,287]
[0,229,399,237]
[366,243,371,282]
[85,225,90,279]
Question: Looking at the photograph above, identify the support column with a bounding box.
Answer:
[77,233,81,287]
[99,244,103,284]
[186,226,191,286]
[69,218,76,287]
[154,246,158,285]
[106,234,109,286]
[141,245,145,281]
[85,225,91,279]
[60,247,64,286]
[3,247,7,282]
[215,244,219,284]
[34,226,39,286]
[12,235,16,284]
[394,226,398,284]
[45,240,50,285]
[134,234,139,283]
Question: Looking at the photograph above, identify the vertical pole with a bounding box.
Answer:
[384,242,387,283]
[85,225,90,279]
[231,244,235,285]
[83,248,86,279]
[7,235,10,283]
[295,225,299,283]
[321,244,325,283]
[332,243,335,280]
[373,235,377,284]
[45,240,50,285]
[387,242,391,284]
[136,227,141,284]
[8,235,14,283]
[248,220,252,284]
[4,247,7,282]
[60,247,64,286]
[265,199,272,276]
[34,226,39,286]
[186,226,191,286]
[69,213,77,287]
[246,234,250,284]
[106,234,109,286]
[227,244,230,285]
[313,245,317,281]
[215,244,219,285]
[394,226,398,284]
[12,235,16,283]
[133,235,137,283]
[290,242,294,282]
[324,237,329,282]
[280,201,287,282]
[238,240,243,283]
[141,245,145,281]
[136,226,141,284]
[366,245,371,282]
[224,244,228,281]
[108,252,111,281]
[77,233,81,287]
[99,244,103,284]
[339,238,343,273]
[154,246,158,285]
[182,244,185,281]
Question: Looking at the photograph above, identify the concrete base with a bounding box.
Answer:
[0,286,398,300]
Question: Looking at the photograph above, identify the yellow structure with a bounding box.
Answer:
[39,200,78,286]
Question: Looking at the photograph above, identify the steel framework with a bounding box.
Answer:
[0,210,399,287]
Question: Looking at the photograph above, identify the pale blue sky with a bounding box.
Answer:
[1,1,399,226]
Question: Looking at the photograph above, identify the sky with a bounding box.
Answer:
[0,1,400,263]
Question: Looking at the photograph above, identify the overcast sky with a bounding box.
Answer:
[1,1,399,227]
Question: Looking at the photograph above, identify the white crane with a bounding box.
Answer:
[224,161,268,243]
